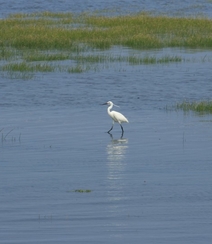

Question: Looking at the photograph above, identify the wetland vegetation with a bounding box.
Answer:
[176,101,212,114]
[1,11,212,77]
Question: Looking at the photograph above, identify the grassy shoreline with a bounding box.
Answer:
[1,11,212,76]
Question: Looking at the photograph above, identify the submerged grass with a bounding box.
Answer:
[1,53,182,74]
[2,62,55,72]
[176,101,212,114]
[0,48,15,60]
[24,53,70,62]
[128,55,182,64]
[67,65,85,73]
[67,189,92,193]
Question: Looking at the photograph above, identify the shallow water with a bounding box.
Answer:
[1,1,212,243]
[1,59,212,243]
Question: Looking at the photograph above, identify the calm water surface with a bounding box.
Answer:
[1,61,212,243]
[1,0,212,18]
[1,1,212,243]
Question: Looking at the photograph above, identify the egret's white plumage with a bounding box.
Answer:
[103,101,129,134]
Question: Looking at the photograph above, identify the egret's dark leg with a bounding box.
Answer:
[107,125,113,133]
[120,124,124,138]
[107,121,114,133]
[120,124,124,133]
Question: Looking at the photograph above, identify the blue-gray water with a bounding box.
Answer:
[1,0,212,18]
[1,1,212,244]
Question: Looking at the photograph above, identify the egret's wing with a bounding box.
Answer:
[112,111,129,123]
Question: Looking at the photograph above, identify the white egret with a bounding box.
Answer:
[102,101,129,134]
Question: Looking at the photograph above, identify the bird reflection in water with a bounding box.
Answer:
[107,132,128,161]
[106,133,128,203]
[106,133,128,180]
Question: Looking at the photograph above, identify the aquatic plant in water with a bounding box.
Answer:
[176,101,212,114]
[67,189,92,193]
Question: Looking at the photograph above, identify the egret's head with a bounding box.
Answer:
[102,101,113,106]
[106,101,113,106]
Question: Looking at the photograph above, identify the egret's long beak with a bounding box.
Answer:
[102,103,107,105]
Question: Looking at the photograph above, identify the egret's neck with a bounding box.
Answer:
[107,104,113,114]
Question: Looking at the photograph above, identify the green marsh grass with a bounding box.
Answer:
[24,53,70,62]
[128,55,182,64]
[67,64,85,73]
[2,62,55,72]
[0,48,15,60]
[176,101,212,114]
[2,12,212,50]
[1,52,184,74]
[1,11,212,77]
